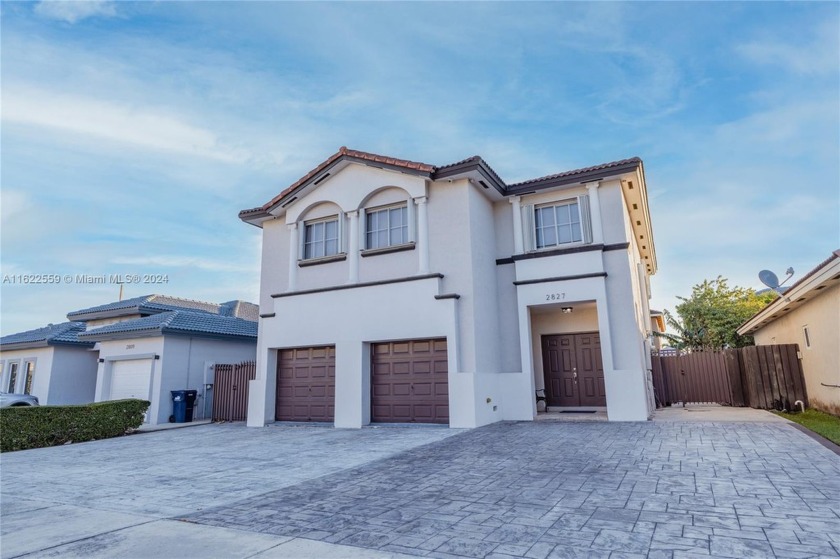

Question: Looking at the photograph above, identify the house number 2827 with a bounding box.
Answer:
[546,293,566,301]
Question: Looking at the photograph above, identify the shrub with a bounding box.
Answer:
[0,399,150,452]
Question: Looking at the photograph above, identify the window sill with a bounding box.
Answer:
[360,242,416,258]
[298,253,347,267]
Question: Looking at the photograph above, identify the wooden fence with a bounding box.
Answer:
[652,344,808,410]
[212,360,256,422]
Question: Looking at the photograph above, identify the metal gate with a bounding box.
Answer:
[212,360,255,421]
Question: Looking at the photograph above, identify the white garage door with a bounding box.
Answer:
[109,359,152,401]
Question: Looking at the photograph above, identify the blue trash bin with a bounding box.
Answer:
[171,390,188,423]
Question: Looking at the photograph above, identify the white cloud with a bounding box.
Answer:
[2,86,250,164]
[34,1,116,24]
[110,255,258,274]
[0,189,30,222]
[736,20,839,77]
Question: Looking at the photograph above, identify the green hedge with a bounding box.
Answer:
[0,399,150,452]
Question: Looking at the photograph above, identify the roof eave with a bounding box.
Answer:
[0,340,51,351]
[737,256,840,335]
[507,160,642,193]
[160,328,257,341]
[67,307,147,322]
[79,327,164,342]
[433,159,506,194]
[251,154,434,220]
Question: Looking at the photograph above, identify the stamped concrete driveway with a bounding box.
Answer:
[2,417,840,559]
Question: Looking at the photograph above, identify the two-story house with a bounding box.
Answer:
[240,147,657,428]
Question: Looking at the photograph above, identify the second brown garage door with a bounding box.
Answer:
[371,338,449,424]
[276,346,335,422]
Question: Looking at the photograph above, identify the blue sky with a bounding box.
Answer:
[1,1,838,335]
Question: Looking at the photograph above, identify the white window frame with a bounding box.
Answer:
[533,199,584,250]
[301,215,342,261]
[22,360,36,395]
[363,202,411,251]
[5,360,21,393]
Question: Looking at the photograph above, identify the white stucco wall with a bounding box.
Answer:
[251,275,465,426]
[1,347,54,401]
[752,283,840,414]
[248,160,656,427]
[1,346,98,405]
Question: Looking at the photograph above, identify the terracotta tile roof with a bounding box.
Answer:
[240,147,436,218]
[508,157,642,189]
[239,148,643,220]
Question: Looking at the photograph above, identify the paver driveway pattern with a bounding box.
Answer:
[0,423,460,558]
[185,421,840,559]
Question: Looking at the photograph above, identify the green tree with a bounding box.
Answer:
[659,277,777,351]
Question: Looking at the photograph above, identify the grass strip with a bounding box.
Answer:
[776,409,840,445]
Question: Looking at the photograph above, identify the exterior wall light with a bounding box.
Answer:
[561,307,573,314]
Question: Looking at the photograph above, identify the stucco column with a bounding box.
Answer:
[510,196,523,254]
[347,210,359,283]
[287,222,298,292]
[415,196,429,274]
[585,182,603,244]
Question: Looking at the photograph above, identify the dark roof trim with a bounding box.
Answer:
[496,242,629,265]
[433,157,506,194]
[241,148,644,225]
[513,272,607,286]
[272,273,443,298]
[507,159,641,193]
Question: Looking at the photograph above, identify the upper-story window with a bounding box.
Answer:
[303,216,340,259]
[535,201,582,248]
[365,204,408,250]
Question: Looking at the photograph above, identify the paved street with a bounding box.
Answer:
[2,415,839,558]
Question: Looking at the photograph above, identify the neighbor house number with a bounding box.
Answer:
[546,293,566,301]
[126,344,135,350]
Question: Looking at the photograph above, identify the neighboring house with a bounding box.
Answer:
[738,250,840,414]
[69,295,259,425]
[240,147,658,428]
[650,310,666,351]
[0,295,259,425]
[0,322,98,404]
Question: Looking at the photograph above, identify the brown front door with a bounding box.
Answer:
[371,338,449,424]
[276,346,335,422]
[542,333,606,407]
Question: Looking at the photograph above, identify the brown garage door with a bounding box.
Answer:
[276,346,335,422]
[372,338,448,424]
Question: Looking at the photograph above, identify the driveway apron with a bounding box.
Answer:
[185,421,840,559]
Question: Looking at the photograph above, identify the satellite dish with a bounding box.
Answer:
[759,270,780,290]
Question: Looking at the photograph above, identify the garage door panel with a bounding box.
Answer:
[109,359,152,402]
[371,338,448,424]
[413,383,432,396]
[276,345,335,422]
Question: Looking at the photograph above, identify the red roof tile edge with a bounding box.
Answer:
[239,149,643,219]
